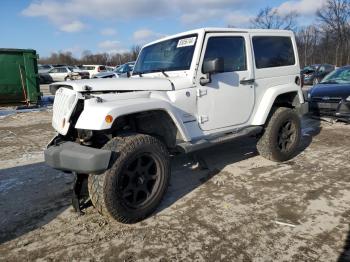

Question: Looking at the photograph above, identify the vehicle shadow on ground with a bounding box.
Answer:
[0,162,74,244]
[157,116,322,214]
[0,118,322,244]
[338,226,350,262]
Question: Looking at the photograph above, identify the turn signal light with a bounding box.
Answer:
[105,115,113,124]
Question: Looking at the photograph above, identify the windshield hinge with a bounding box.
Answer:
[196,88,207,97]
[199,115,209,124]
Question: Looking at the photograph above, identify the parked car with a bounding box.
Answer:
[302,64,335,85]
[46,28,307,223]
[79,65,107,78]
[47,66,89,82]
[38,64,54,74]
[39,73,53,84]
[93,62,135,78]
[308,66,350,120]
[105,66,115,71]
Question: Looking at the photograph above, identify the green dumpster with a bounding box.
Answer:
[0,48,41,105]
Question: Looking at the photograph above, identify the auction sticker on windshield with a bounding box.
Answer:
[177,37,197,48]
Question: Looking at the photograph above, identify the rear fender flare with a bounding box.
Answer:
[251,84,304,125]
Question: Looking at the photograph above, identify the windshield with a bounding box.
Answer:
[133,34,197,75]
[39,65,51,70]
[115,64,131,74]
[303,66,315,72]
[321,67,350,84]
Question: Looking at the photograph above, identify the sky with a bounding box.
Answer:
[0,0,327,58]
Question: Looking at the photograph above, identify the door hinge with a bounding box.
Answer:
[196,88,207,97]
[199,115,209,124]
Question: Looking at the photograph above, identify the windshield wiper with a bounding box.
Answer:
[133,69,169,77]
[160,70,169,78]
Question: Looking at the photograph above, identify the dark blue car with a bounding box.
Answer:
[308,66,350,120]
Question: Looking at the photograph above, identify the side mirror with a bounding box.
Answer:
[127,71,131,78]
[202,58,224,74]
[200,58,224,85]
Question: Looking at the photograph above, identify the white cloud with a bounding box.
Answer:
[60,21,85,32]
[225,12,253,28]
[181,9,225,24]
[100,28,117,36]
[22,0,169,33]
[22,0,254,32]
[277,0,327,16]
[22,0,325,34]
[133,29,165,43]
[174,0,246,11]
[98,40,121,50]
[98,40,128,53]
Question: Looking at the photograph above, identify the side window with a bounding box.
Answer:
[58,68,67,73]
[50,68,58,73]
[253,36,295,69]
[203,36,247,72]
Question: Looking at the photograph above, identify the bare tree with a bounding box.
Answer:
[39,48,140,66]
[250,7,299,31]
[131,45,142,61]
[296,25,320,66]
[317,0,350,65]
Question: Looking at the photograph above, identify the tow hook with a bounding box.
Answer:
[72,173,89,215]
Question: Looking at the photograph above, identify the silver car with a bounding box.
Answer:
[93,62,135,79]
[47,66,90,82]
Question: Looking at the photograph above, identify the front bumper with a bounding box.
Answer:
[44,141,112,174]
[309,99,350,119]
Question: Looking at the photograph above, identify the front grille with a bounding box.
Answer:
[311,97,342,103]
[52,88,79,135]
[309,97,341,116]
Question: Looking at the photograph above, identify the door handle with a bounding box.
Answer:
[240,78,255,85]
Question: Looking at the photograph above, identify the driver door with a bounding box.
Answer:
[196,33,255,131]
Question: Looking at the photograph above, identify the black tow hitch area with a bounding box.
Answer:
[72,173,90,215]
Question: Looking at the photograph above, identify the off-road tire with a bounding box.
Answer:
[257,107,301,162]
[88,133,170,223]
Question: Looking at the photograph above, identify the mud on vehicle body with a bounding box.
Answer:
[45,28,308,223]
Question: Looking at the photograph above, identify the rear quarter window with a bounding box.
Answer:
[252,36,295,69]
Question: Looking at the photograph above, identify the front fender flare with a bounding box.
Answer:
[75,97,191,141]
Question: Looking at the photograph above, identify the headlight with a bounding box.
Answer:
[346,96,350,102]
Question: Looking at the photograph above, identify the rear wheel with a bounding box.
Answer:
[88,133,170,223]
[257,107,301,162]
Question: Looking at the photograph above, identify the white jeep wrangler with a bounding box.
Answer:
[45,28,307,223]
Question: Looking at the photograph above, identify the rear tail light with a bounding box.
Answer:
[97,67,100,72]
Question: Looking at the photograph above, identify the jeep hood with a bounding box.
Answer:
[49,77,175,93]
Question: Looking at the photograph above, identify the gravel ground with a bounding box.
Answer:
[0,110,349,262]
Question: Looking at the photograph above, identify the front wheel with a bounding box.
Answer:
[257,107,301,162]
[88,133,170,223]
